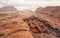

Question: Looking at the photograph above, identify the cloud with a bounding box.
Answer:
[0,4,4,8]
[0,0,60,10]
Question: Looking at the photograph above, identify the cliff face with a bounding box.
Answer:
[35,6,60,30]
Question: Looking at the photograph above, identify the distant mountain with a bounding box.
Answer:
[35,6,60,20]
[35,6,60,13]
[0,6,17,12]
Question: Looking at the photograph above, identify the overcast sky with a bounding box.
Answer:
[0,0,60,10]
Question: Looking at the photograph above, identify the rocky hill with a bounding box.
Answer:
[35,6,60,30]
[36,6,60,20]
[0,6,17,12]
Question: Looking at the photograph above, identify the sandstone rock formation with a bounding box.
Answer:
[35,6,60,30]
[0,6,60,38]
[0,17,33,38]
[33,33,58,38]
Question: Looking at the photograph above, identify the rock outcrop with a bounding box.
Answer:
[35,6,60,30]
[0,17,33,38]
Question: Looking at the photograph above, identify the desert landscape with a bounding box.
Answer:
[0,6,60,38]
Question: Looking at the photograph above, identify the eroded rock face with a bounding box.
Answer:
[33,33,58,38]
[0,8,60,38]
[35,6,60,30]
[23,16,60,38]
[7,31,33,38]
[0,17,33,38]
